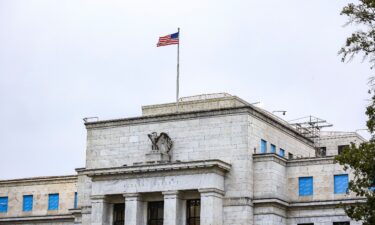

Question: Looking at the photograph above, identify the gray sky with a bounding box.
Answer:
[0,0,371,179]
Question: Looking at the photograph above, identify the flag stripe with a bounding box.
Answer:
[157,32,179,47]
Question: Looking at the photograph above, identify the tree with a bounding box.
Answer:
[336,1,375,225]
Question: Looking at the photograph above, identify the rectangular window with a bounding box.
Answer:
[334,174,349,194]
[48,193,59,210]
[186,199,200,225]
[279,148,285,157]
[261,139,267,153]
[299,177,313,196]
[113,203,125,225]
[74,192,78,208]
[270,144,276,153]
[23,195,33,212]
[333,222,350,225]
[0,197,8,213]
[317,147,326,157]
[338,145,349,155]
[288,153,294,159]
[370,178,375,191]
[147,201,164,225]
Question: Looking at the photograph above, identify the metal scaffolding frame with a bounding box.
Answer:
[289,116,333,147]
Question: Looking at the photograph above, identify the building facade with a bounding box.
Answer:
[0,93,366,225]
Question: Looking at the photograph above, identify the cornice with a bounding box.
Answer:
[0,214,74,222]
[253,198,366,209]
[287,156,335,167]
[0,175,77,186]
[77,160,231,179]
[253,153,287,166]
[252,154,337,167]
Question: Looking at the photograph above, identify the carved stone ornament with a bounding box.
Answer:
[146,132,173,162]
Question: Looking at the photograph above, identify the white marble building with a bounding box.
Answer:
[0,93,366,225]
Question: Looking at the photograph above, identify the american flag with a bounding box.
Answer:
[157,32,179,47]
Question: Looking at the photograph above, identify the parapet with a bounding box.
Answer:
[142,93,250,116]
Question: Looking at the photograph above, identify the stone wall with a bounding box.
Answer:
[0,176,77,220]
[316,131,366,156]
[287,157,357,202]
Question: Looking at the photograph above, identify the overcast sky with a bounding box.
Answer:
[0,0,371,179]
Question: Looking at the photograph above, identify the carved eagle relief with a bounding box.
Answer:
[147,132,173,154]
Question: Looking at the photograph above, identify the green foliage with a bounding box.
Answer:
[339,0,375,68]
[335,142,375,225]
[338,1,375,224]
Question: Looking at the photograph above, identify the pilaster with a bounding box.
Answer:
[199,188,224,225]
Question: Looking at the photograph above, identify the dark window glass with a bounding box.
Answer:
[338,145,349,155]
[113,204,124,225]
[187,199,200,225]
[316,147,326,157]
[288,153,294,159]
[148,201,164,225]
[333,222,350,225]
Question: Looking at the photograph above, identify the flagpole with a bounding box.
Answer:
[176,27,180,113]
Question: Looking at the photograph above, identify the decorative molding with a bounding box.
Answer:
[123,193,140,198]
[0,175,77,187]
[198,188,225,196]
[252,154,338,167]
[287,156,335,167]
[0,214,74,223]
[252,198,366,209]
[78,160,231,179]
[223,197,253,206]
[253,153,287,166]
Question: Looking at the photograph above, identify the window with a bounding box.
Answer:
[334,174,349,194]
[48,194,59,210]
[186,199,200,225]
[288,153,294,159]
[333,222,350,225]
[338,145,349,155]
[74,192,78,209]
[370,178,375,191]
[316,147,326,157]
[113,203,125,225]
[279,148,285,157]
[298,224,314,225]
[270,144,276,153]
[147,201,164,225]
[0,197,8,213]
[299,177,313,196]
[261,139,267,153]
[23,195,33,212]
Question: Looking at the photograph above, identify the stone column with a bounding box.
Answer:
[91,195,111,225]
[124,193,143,225]
[163,190,183,225]
[199,188,224,225]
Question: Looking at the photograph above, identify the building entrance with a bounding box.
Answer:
[113,203,124,225]
[147,201,164,225]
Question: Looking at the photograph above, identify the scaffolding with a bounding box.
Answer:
[288,116,333,147]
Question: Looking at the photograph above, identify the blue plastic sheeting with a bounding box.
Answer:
[23,195,33,211]
[261,139,267,153]
[48,194,59,210]
[0,197,8,212]
[334,174,348,194]
[270,144,276,153]
[279,148,285,157]
[299,177,313,196]
[74,192,78,208]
